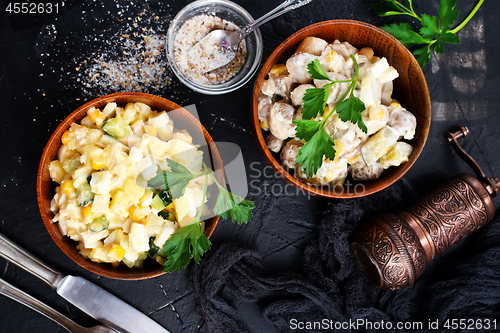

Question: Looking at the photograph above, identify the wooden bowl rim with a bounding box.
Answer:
[37,92,222,279]
[251,19,431,198]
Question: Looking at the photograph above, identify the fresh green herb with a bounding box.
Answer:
[160,222,212,272]
[155,160,255,272]
[293,57,366,178]
[212,187,255,225]
[373,0,485,67]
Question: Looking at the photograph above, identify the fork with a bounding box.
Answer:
[0,277,117,333]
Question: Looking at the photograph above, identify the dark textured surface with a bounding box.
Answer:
[190,179,500,332]
[0,0,499,332]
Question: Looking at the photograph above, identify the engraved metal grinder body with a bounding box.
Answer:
[351,127,500,291]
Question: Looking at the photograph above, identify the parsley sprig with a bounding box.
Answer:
[373,0,485,67]
[293,57,367,178]
[148,159,255,272]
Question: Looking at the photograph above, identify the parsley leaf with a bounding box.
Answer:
[302,87,328,120]
[295,56,367,179]
[413,44,431,67]
[336,97,367,134]
[161,222,211,272]
[213,187,254,224]
[293,119,322,142]
[420,14,440,39]
[295,128,336,178]
[164,159,198,199]
[438,0,459,32]
[374,0,484,68]
[439,32,460,44]
[154,159,255,272]
[381,23,431,48]
[307,59,331,81]
[147,172,169,190]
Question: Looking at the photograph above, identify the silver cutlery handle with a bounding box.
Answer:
[0,233,63,289]
[238,0,313,38]
[0,278,82,333]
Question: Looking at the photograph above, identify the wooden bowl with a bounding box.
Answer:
[251,20,431,198]
[37,92,222,279]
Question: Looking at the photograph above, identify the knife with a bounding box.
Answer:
[0,233,170,333]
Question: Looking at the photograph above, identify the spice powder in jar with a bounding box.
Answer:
[174,14,247,85]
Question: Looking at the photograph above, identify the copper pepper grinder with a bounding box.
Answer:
[351,127,500,291]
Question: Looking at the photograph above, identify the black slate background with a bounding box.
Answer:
[0,0,499,332]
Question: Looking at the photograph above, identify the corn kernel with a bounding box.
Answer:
[334,140,345,158]
[369,105,385,120]
[61,131,70,146]
[108,244,126,261]
[165,202,175,213]
[143,125,157,137]
[61,180,75,194]
[325,51,337,62]
[390,102,401,109]
[260,120,269,129]
[87,107,107,125]
[90,150,104,170]
[129,205,149,221]
[81,204,93,222]
[270,64,288,75]
[322,105,330,118]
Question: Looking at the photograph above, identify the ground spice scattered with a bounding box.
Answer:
[46,0,190,103]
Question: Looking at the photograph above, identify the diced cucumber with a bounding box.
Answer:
[102,117,130,138]
[121,257,135,268]
[76,183,94,207]
[137,251,148,260]
[89,216,109,232]
[158,191,172,205]
[151,191,172,212]
[158,211,175,222]
[151,194,166,212]
[147,237,160,257]
[63,157,82,173]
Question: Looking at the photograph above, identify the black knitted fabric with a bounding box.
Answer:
[189,179,500,332]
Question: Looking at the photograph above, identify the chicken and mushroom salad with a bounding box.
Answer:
[258,37,417,186]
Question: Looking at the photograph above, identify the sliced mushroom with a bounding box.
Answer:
[266,132,283,153]
[268,102,296,140]
[350,161,384,181]
[295,37,328,56]
[258,94,272,122]
[330,40,358,59]
[272,74,294,100]
[280,139,303,169]
[261,78,277,97]
[290,84,315,107]
[294,107,303,121]
[262,74,294,100]
[388,106,417,140]
[286,53,317,84]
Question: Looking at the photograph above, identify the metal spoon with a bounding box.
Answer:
[189,0,313,73]
[0,278,118,333]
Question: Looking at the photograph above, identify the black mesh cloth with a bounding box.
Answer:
[189,179,500,332]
